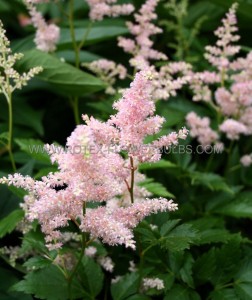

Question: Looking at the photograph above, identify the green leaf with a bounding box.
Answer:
[139,160,177,171]
[0,267,32,300]
[12,265,83,300]
[179,253,195,288]
[126,295,151,300]
[160,219,181,236]
[111,273,139,300]
[56,50,101,64]
[13,25,128,52]
[194,249,216,284]
[16,49,105,96]
[159,223,198,252]
[58,26,128,48]
[0,209,24,238]
[0,98,45,136]
[213,191,252,218]
[211,240,241,286]
[78,257,104,299]
[163,284,200,300]
[23,257,52,271]
[197,229,235,245]
[139,180,175,198]
[235,283,252,300]
[189,172,233,193]
[210,289,239,300]
[235,259,252,283]
[0,132,8,145]
[14,138,50,164]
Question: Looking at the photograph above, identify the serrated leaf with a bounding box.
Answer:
[211,240,241,286]
[194,249,216,284]
[235,259,252,283]
[189,172,233,194]
[159,224,198,252]
[139,180,175,198]
[160,219,181,236]
[235,283,252,300]
[23,257,52,271]
[163,284,200,300]
[210,288,239,300]
[0,267,32,300]
[198,229,234,245]
[15,49,105,96]
[14,138,50,164]
[111,273,139,300]
[0,209,24,238]
[180,253,195,288]
[12,265,83,300]
[78,256,104,298]
[139,160,177,170]
[214,191,252,218]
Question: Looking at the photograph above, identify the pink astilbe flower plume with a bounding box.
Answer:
[24,1,60,52]
[0,71,186,250]
[186,3,252,151]
[118,0,166,69]
[86,0,134,21]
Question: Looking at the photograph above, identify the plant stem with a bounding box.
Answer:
[71,96,81,124]
[69,0,79,69]
[67,232,86,300]
[7,94,16,171]
[78,21,93,51]
[129,156,135,204]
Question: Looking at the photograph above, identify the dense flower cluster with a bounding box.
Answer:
[0,71,187,250]
[24,0,60,52]
[142,277,165,290]
[0,20,42,96]
[185,3,252,161]
[86,0,134,21]
[118,0,167,69]
[84,59,127,94]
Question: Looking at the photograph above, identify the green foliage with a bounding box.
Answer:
[16,49,105,96]
[111,273,139,300]
[1,0,252,299]
[0,209,24,238]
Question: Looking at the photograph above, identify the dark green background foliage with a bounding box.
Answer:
[1,0,252,299]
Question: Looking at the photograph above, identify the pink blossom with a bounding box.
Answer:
[28,5,60,52]
[186,112,219,147]
[219,119,248,140]
[86,0,134,21]
[240,155,252,167]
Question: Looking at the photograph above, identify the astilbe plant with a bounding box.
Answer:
[86,0,192,100]
[0,70,188,295]
[183,3,252,167]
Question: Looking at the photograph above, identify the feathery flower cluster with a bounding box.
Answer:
[186,3,252,154]
[0,71,186,250]
[84,59,127,94]
[186,112,220,148]
[151,62,192,100]
[142,277,165,291]
[24,1,60,52]
[118,0,167,69]
[204,3,240,71]
[97,256,115,272]
[86,0,134,21]
[0,21,42,97]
